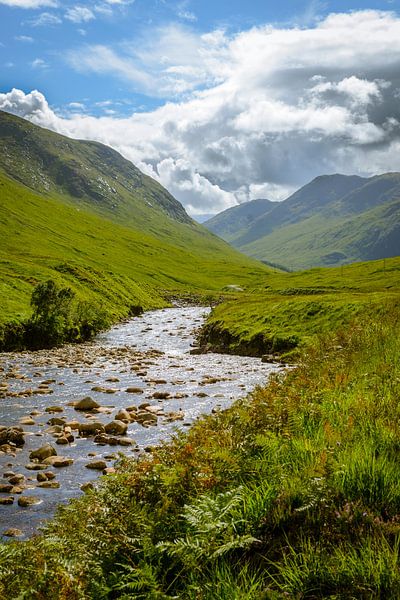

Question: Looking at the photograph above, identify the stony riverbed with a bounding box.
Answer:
[0,306,282,538]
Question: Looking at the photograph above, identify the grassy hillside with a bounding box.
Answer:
[241,197,400,270]
[0,110,191,229]
[204,198,275,242]
[204,173,400,270]
[1,287,399,598]
[198,256,400,359]
[0,110,270,348]
[0,171,268,329]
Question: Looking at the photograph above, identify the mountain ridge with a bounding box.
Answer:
[204,172,400,269]
[0,111,269,343]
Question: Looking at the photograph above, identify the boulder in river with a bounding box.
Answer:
[37,481,60,489]
[0,497,14,505]
[85,460,107,470]
[114,409,131,423]
[74,397,100,411]
[43,456,73,468]
[18,496,41,507]
[29,444,57,462]
[104,420,128,435]
[0,426,25,447]
[78,422,105,436]
[19,417,35,426]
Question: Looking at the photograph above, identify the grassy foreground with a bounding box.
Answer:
[199,257,400,360]
[1,296,400,598]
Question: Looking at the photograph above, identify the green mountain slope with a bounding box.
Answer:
[204,173,400,270]
[204,198,275,242]
[0,112,268,342]
[0,110,192,231]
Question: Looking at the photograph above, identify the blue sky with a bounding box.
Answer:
[1,0,398,114]
[1,1,400,215]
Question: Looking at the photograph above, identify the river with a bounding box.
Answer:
[0,306,282,538]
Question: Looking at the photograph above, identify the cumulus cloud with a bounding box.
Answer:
[2,10,400,216]
[27,11,61,25]
[66,24,229,96]
[0,0,57,7]
[65,6,95,23]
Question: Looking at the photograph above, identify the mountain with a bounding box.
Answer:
[0,111,268,333]
[204,198,275,242]
[204,173,400,270]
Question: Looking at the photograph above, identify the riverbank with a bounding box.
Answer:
[0,307,280,537]
[0,297,399,598]
[197,257,400,361]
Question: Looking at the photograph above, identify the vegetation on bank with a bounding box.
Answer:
[0,170,268,350]
[199,256,400,360]
[0,292,399,598]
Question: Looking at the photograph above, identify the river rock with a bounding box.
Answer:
[45,406,64,413]
[103,467,116,475]
[0,427,25,447]
[0,483,13,493]
[104,420,128,435]
[43,456,73,468]
[81,482,94,493]
[18,496,41,507]
[25,463,47,471]
[8,474,25,485]
[94,434,118,446]
[37,481,60,489]
[78,422,105,436]
[85,460,107,470]
[55,436,69,445]
[47,417,67,427]
[134,411,158,426]
[19,417,35,426]
[152,391,170,400]
[36,472,47,482]
[29,444,57,462]
[0,497,14,505]
[119,437,135,446]
[3,528,23,536]
[114,409,131,423]
[125,387,143,394]
[74,397,100,411]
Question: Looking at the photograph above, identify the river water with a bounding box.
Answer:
[0,307,281,538]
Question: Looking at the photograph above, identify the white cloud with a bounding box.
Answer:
[28,11,61,25]
[0,0,57,7]
[15,35,34,42]
[66,24,229,96]
[2,10,400,215]
[30,57,48,68]
[65,6,95,23]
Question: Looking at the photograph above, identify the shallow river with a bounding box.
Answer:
[0,307,281,538]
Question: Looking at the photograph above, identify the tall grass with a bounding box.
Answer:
[0,298,399,598]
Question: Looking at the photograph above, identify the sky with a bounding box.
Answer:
[1,1,400,216]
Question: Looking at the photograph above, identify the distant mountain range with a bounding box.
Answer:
[204,173,400,270]
[0,110,266,327]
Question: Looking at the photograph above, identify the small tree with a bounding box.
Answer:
[28,280,75,347]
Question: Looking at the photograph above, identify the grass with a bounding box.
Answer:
[0,170,268,346]
[199,256,400,359]
[0,294,399,598]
